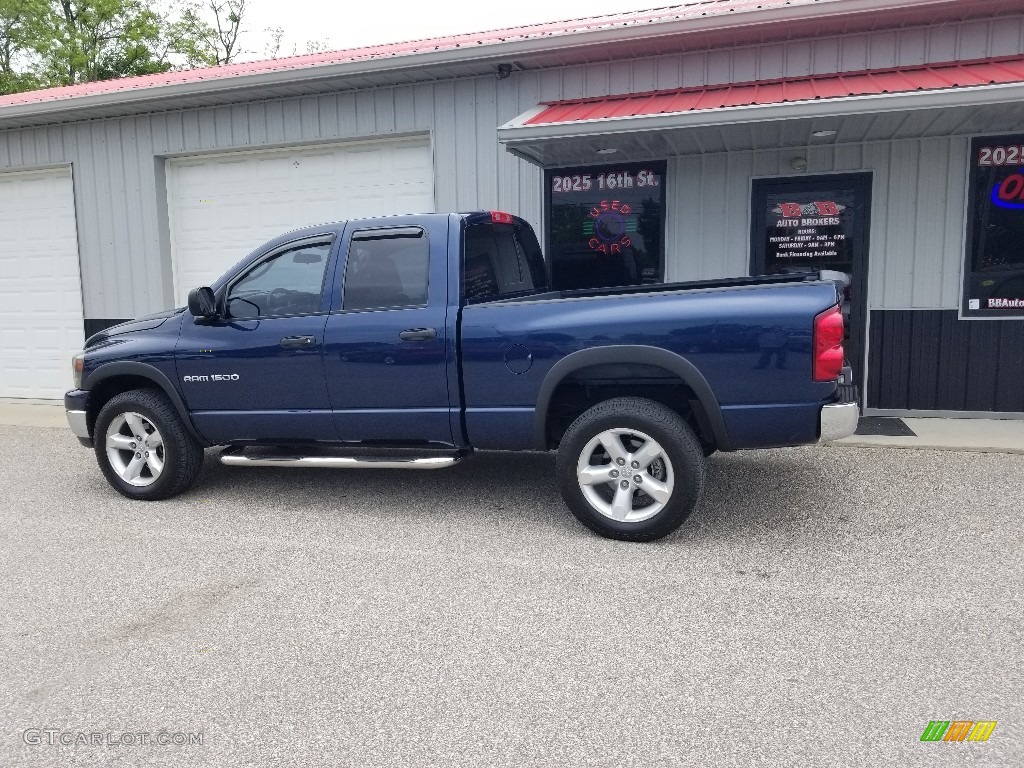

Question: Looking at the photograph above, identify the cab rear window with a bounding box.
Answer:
[463,222,548,304]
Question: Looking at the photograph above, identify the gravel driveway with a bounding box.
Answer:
[1,424,1021,767]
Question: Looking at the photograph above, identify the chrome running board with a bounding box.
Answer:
[219,450,461,470]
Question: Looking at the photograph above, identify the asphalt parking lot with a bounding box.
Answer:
[1,424,1021,767]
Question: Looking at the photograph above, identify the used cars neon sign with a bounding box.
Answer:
[585,199,638,254]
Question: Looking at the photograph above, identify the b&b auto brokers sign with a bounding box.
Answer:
[766,200,849,263]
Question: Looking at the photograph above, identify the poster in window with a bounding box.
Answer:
[760,193,857,274]
[545,162,666,290]
[963,134,1024,317]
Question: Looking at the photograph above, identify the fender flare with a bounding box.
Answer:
[86,361,209,446]
[533,345,732,451]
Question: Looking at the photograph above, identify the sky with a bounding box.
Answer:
[240,0,669,61]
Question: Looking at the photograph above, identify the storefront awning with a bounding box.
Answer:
[498,55,1024,165]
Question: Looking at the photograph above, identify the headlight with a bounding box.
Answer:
[72,352,85,389]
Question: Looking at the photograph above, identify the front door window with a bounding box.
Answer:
[226,242,332,319]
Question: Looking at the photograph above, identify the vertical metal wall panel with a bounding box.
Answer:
[557,18,1024,99]
[868,310,1024,412]
[667,153,751,283]
[473,78,499,211]
[882,141,918,308]
[911,137,950,308]
[861,141,893,305]
[940,138,970,309]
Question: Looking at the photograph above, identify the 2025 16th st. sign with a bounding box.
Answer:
[963,134,1024,318]
[545,162,666,291]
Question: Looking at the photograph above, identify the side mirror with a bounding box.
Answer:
[188,287,218,318]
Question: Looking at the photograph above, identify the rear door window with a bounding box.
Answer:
[343,227,429,311]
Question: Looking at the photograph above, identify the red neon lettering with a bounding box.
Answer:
[998,174,1024,202]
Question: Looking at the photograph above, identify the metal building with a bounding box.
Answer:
[1,0,1022,415]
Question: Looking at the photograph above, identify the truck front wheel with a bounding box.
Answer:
[555,397,705,541]
[93,389,204,501]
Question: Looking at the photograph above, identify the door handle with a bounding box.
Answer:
[399,327,437,341]
[280,335,316,349]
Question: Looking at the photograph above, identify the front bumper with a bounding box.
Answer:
[819,386,860,442]
[67,409,89,437]
[65,389,92,446]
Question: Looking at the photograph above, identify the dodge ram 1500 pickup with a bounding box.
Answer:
[65,211,858,541]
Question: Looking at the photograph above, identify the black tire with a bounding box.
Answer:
[555,397,705,542]
[93,389,204,500]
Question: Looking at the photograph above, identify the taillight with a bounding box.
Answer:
[812,304,844,382]
[490,211,514,224]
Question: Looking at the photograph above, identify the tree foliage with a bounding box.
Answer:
[0,0,44,92]
[0,0,250,95]
[172,0,246,67]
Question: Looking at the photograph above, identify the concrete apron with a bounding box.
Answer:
[831,417,1024,455]
[0,398,67,429]
[3,398,1024,455]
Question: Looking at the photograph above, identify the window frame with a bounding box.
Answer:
[543,160,667,291]
[222,235,336,320]
[961,133,1024,320]
[339,226,430,313]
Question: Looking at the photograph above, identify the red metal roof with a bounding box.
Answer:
[525,56,1024,124]
[0,0,898,110]
[0,1,814,109]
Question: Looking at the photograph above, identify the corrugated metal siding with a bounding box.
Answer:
[522,15,1024,99]
[0,16,1020,318]
[868,310,1024,411]
[667,135,970,310]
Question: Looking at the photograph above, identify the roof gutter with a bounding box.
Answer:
[0,0,968,124]
[496,80,1024,148]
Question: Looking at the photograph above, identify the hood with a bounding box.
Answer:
[84,308,185,347]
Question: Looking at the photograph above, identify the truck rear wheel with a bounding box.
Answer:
[94,389,204,501]
[555,397,705,541]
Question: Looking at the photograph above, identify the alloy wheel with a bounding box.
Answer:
[575,427,675,523]
[105,411,165,487]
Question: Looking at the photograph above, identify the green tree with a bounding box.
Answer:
[37,0,170,85]
[0,0,45,93]
[0,0,251,95]
[173,0,246,66]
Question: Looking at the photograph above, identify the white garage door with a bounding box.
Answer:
[166,136,434,305]
[0,167,84,399]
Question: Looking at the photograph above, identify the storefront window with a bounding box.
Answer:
[963,134,1024,318]
[544,162,666,290]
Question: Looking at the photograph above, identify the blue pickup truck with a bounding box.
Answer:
[65,211,857,541]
